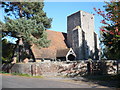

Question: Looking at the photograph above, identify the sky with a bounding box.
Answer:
[43,2,105,35]
[0,2,106,43]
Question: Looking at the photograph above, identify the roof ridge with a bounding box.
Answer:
[46,29,67,34]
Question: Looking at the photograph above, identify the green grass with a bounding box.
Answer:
[0,71,9,74]
[12,72,31,77]
[0,71,43,78]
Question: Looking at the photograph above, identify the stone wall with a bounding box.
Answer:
[91,60,120,75]
[57,61,88,77]
[9,62,59,76]
[2,60,120,77]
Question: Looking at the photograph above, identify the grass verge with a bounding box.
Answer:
[82,74,120,81]
[0,71,43,78]
[82,74,120,88]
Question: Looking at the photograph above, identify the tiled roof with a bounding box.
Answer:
[56,48,70,57]
[31,30,68,59]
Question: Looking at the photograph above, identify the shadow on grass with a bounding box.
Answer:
[78,74,120,88]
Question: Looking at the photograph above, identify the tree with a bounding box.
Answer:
[1,2,52,62]
[4,17,50,47]
[94,0,120,60]
[1,2,52,46]
[2,39,15,63]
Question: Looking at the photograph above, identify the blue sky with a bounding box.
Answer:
[43,2,105,35]
[0,2,106,42]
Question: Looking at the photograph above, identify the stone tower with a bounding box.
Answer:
[67,10,99,60]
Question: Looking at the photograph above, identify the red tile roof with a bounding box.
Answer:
[56,48,70,57]
[31,30,68,59]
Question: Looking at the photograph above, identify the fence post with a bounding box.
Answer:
[117,60,120,74]
[87,61,92,75]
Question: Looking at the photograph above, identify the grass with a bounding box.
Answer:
[82,74,120,81]
[82,74,120,88]
[0,71,9,74]
[0,71,43,78]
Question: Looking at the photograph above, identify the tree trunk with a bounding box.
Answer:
[12,37,21,63]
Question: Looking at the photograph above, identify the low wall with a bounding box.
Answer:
[10,62,60,76]
[2,60,120,77]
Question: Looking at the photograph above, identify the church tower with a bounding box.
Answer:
[67,10,99,60]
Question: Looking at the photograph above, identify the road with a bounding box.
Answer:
[2,74,107,88]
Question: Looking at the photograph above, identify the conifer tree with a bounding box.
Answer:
[1,2,52,62]
[1,2,52,47]
[2,39,15,63]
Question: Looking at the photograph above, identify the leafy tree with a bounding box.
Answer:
[94,0,120,60]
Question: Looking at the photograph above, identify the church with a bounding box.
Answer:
[31,10,99,61]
